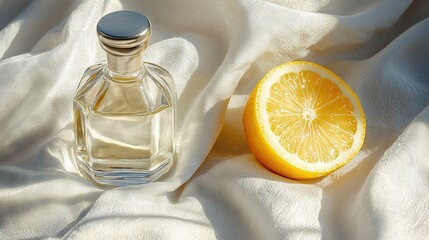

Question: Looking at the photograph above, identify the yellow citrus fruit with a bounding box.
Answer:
[243,61,366,179]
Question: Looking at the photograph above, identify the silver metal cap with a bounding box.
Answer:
[97,11,151,56]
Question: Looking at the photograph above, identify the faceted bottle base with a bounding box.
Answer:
[76,152,173,188]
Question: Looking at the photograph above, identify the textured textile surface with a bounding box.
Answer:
[1,0,429,239]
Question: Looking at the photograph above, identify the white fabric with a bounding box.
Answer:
[1,0,429,239]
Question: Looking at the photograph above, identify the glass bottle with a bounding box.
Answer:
[73,11,176,187]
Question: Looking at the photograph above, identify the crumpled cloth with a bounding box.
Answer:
[1,0,429,239]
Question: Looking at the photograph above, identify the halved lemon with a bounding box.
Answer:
[243,61,366,179]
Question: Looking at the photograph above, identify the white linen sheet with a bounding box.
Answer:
[0,0,428,239]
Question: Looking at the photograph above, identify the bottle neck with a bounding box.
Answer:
[106,53,143,78]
